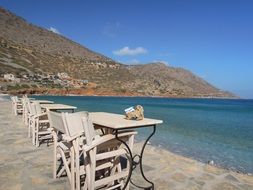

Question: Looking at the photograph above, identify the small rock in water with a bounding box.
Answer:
[208,160,214,165]
[147,141,151,145]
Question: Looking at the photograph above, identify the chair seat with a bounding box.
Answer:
[39,134,52,140]
[39,119,49,123]
[38,131,51,135]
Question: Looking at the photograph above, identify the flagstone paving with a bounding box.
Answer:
[1,100,253,190]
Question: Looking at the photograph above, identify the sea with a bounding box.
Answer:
[16,95,253,174]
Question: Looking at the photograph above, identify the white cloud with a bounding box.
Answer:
[153,60,169,65]
[113,46,148,56]
[48,27,60,34]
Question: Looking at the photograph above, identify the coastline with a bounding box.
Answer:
[26,93,240,100]
[133,142,253,190]
[1,100,253,189]
[144,142,253,176]
[2,86,238,99]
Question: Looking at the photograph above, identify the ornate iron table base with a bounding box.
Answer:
[115,125,157,190]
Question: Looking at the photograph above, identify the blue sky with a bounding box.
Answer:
[1,0,253,98]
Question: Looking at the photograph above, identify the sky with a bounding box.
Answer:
[0,0,253,98]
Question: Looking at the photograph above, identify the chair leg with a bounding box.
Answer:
[90,148,96,190]
[28,119,32,138]
[53,132,57,179]
[70,146,75,190]
[107,155,121,188]
[59,148,72,181]
[25,114,28,126]
[125,134,134,190]
[57,158,71,178]
[83,151,91,190]
[36,127,39,147]
[14,103,17,116]
[32,121,36,145]
[74,139,80,190]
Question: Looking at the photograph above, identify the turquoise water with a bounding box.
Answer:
[32,96,253,174]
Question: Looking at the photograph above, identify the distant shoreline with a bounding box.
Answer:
[2,91,247,101]
[26,93,241,100]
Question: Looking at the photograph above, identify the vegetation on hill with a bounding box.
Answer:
[0,7,235,98]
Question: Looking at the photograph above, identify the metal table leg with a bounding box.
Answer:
[115,125,157,190]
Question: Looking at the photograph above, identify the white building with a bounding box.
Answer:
[3,73,20,82]
[4,73,15,81]
[57,72,69,79]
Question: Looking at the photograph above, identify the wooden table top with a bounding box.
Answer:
[31,100,54,104]
[41,104,77,111]
[90,112,163,130]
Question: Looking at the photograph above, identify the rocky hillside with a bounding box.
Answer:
[0,7,234,97]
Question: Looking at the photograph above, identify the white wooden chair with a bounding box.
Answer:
[82,117,137,190]
[30,102,52,147]
[10,96,15,114]
[27,100,36,138]
[48,111,83,189]
[11,96,23,115]
[66,112,136,190]
[48,111,136,190]
[21,96,30,124]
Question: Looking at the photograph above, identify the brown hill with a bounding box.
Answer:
[0,7,235,98]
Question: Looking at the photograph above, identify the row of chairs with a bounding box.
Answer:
[11,95,51,146]
[10,96,137,190]
[11,96,23,115]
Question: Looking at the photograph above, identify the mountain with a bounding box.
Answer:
[0,7,234,98]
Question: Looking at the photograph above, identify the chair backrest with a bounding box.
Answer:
[49,111,96,142]
[11,96,18,103]
[30,103,37,115]
[48,111,66,134]
[34,102,43,115]
[26,100,33,114]
[81,112,97,146]
[22,97,29,106]
[63,112,89,138]
[21,97,26,105]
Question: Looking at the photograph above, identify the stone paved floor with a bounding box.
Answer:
[0,101,69,190]
[1,100,253,190]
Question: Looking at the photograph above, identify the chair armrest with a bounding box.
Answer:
[33,113,48,119]
[61,133,84,142]
[28,113,35,118]
[83,130,137,152]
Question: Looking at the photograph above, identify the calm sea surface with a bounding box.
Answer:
[32,96,253,174]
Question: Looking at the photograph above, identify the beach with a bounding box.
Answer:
[1,100,253,190]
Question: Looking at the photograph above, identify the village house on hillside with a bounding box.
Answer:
[57,72,70,79]
[3,73,20,82]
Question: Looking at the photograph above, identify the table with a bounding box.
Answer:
[41,104,77,112]
[31,100,54,104]
[90,112,163,190]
